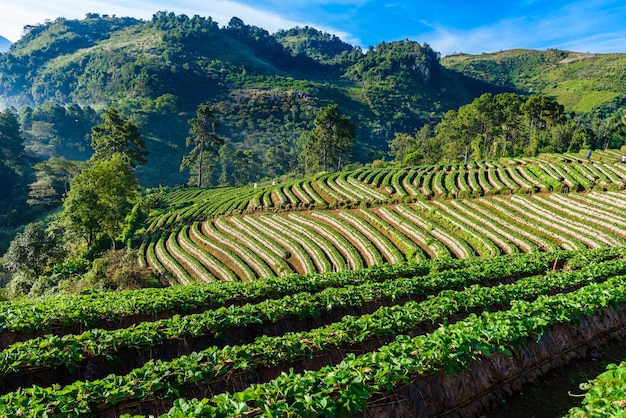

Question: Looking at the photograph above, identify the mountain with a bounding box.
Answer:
[0,12,504,186]
[0,12,624,187]
[441,49,626,116]
[0,36,10,52]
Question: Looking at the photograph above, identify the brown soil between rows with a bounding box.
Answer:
[0,263,551,396]
[96,301,626,417]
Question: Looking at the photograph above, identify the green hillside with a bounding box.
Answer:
[2,13,625,188]
[441,49,626,115]
[0,12,502,186]
[3,12,626,416]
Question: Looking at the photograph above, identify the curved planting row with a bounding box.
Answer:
[5,257,486,342]
[143,156,626,232]
[158,275,626,418]
[142,190,626,284]
[0,253,566,391]
[2,248,626,417]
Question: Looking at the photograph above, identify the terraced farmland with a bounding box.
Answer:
[1,247,626,417]
[144,190,626,284]
[143,150,626,234]
[4,150,626,417]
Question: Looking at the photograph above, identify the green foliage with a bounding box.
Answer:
[0,108,34,235]
[2,222,66,279]
[566,361,626,417]
[27,158,85,208]
[442,49,626,115]
[62,154,139,250]
[274,26,358,65]
[19,103,99,160]
[429,92,601,164]
[346,39,440,83]
[0,12,625,190]
[0,13,506,187]
[180,102,224,187]
[1,249,626,416]
[71,250,153,292]
[302,104,356,173]
[91,108,148,167]
[2,221,67,298]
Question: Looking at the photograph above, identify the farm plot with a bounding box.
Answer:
[143,190,626,283]
[143,157,626,232]
[1,247,626,417]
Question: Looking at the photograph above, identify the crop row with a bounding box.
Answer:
[9,243,575,339]
[143,156,626,231]
[142,191,626,283]
[155,273,626,417]
[1,251,625,416]
[0,251,568,380]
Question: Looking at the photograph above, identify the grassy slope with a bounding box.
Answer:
[441,49,626,113]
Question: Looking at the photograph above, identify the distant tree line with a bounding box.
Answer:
[388,92,626,166]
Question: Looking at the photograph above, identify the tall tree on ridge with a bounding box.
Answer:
[181,102,224,187]
[91,108,148,168]
[303,104,355,173]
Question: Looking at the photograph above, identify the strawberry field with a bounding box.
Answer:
[141,152,626,284]
[0,247,625,417]
[4,151,626,417]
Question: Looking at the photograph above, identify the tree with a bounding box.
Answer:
[388,132,415,164]
[3,222,66,279]
[180,102,224,187]
[231,149,261,186]
[0,108,29,227]
[90,108,148,167]
[62,154,139,250]
[27,158,85,207]
[592,115,625,150]
[302,104,355,173]
[0,108,26,169]
[521,94,565,155]
[264,138,296,178]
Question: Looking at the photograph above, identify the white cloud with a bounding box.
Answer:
[0,0,355,45]
[421,1,626,56]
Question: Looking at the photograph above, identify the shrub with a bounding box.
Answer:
[63,250,155,292]
[5,272,35,299]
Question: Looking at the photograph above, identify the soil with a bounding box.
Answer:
[487,335,626,418]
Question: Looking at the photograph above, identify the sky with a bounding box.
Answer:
[1,0,626,56]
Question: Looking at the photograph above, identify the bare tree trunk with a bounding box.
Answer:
[198,148,204,187]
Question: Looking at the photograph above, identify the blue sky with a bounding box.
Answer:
[2,0,626,55]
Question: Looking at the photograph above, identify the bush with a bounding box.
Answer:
[5,272,35,299]
[3,222,66,278]
[87,250,155,291]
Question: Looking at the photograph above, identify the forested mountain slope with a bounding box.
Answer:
[0,12,503,186]
[1,13,625,187]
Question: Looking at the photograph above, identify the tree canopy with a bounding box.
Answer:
[0,108,30,233]
[302,104,355,173]
[62,154,139,250]
[180,102,224,187]
[433,93,569,162]
[27,158,85,208]
[2,222,65,279]
[90,108,148,168]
